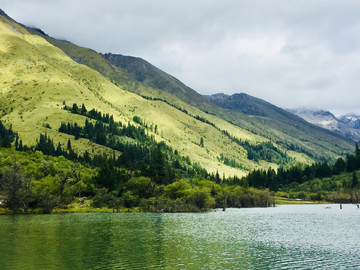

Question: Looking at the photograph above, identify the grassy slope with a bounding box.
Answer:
[101,53,213,109]
[1,17,297,178]
[17,27,353,163]
[0,18,130,155]
[102,54,354,161]
[27,26,349,163]
[24,29,316,166]
[206,93,355,158]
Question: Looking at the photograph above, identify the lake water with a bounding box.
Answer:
[0,204,359,269]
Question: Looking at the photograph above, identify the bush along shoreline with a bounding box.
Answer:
[0,118,274,214]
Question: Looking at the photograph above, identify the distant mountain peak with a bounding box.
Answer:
[339,113,360,130]
[290,108,360,142]
[205,93,229,100]
[292,108,336,118]
[205,92,280,117]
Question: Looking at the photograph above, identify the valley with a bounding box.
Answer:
[0,8,359,215]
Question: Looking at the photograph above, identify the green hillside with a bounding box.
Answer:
[0,9,355,182]
[0,13,299,179]
[99,53,354,160]
[2,9,360,215]
[102,52,212,108]
[23,21,354,162]
[205,93,355,159]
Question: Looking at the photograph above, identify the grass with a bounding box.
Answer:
[3,15,351,179]
[274,197,325,205]
[0,18,286,178]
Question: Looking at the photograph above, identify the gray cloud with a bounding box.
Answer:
[2,0,360,116]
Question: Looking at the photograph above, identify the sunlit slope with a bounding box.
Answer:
[0,18,131,154]
[102,54,354,160]
[0,17,305,177]
[23,28,261,135]
[23,27,314,164]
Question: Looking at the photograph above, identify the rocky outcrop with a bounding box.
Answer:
[339,114,360,130]
[290,109,360,142]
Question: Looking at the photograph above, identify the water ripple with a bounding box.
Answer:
[0,205,359,269]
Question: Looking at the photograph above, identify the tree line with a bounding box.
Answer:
[0,117,276,214]
[67,102,294,166]
[239,143,360,203]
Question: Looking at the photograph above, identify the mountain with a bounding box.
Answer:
[101,53,211,109]
[21,23,357,160]
[206,92,291,117]
[289,109,360,142]
[0,11,282,178]
[0,9,356,179]
[100,55,354,160]
[339,114,360,130]
[204,93,355,156]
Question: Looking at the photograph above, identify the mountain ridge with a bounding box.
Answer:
[339,114,360,130]
[23,24,355,159]
[101,52,214,109]
[0,14,280,177]
[289,108,360,142]
[0,10,356,180]
[100,54,354,159]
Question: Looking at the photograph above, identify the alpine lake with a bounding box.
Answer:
[1,204,359,270]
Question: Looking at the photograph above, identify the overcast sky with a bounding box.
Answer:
[1,0,360,116]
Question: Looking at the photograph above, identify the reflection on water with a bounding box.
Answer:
[0,204,359,269]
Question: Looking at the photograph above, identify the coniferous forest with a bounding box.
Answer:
[1,103,360,214]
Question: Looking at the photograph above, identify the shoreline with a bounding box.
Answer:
[0,200,338,215]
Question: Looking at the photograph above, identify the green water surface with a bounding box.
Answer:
[0,204,359,269]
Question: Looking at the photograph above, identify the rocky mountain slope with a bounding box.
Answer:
[339,114,360,130]
[289,109,360,142]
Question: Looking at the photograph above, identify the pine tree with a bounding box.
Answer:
[67,139,72,150]
[18,139,23,151]
[81,103,87,115]
[215,170,220,184]
[352,171,359,189]
[356,143,360,157]
[150,143,167,185]
[71,103,78,114]
[55,142,63,156]
[83,150,91,164]
[15,134,19,150]
[200,137,204,147]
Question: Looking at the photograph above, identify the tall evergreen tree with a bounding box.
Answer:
[355,143,360,157]
[71,103,79,114]
[81,103,87,115]
[352,171,359,189]
[67,139,72,150]
[200,137,204,147]
[333,157,346,175]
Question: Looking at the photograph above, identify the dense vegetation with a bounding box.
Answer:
[0,121,16,148]
[0,119,275,214]
[1,113,360,215]
[241,144,360,203]
[1,14,357,216]
[61,103,209,184]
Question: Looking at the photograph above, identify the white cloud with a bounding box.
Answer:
[233,36,286,58]
[1,0,360,115]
